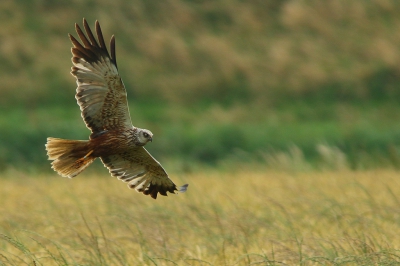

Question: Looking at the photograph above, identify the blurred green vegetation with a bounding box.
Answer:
[1,0,400,171]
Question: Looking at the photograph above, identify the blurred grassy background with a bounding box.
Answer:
[2,0,400,172]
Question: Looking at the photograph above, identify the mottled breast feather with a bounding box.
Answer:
[69,19,133,133]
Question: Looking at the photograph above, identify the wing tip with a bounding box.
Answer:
[71,18,117,66]
[133,183,188,199]
[83,17,89,28]
[110,35,116,62]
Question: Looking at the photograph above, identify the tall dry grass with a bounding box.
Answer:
[1,169,400,265]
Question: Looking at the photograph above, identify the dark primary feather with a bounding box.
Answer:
[70,19,117,67]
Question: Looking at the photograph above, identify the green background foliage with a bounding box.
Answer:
[1,0,400,171]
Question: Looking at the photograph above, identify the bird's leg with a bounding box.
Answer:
[74,150,94,169]
[83,150,94,159]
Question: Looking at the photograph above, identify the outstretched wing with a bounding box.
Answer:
[69,19,133,133]
[100,147,184,199]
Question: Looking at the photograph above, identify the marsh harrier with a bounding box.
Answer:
[45,19,188,199]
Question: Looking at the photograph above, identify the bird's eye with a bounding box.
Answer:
[143,132,149,138]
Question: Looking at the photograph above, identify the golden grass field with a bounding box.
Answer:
[1,170,400,265]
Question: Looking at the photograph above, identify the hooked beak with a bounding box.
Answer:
[149,137,153,142]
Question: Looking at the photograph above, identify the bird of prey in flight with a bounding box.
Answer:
[46,19,188,199]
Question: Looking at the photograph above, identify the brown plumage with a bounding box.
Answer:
[45,19,187,199]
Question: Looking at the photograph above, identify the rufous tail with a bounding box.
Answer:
[45,137,95,178]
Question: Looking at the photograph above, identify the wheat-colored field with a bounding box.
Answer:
[1,170,400,265]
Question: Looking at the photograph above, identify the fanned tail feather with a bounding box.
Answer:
[45,137,95,178]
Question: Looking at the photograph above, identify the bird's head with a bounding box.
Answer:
[136,128,153,146]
